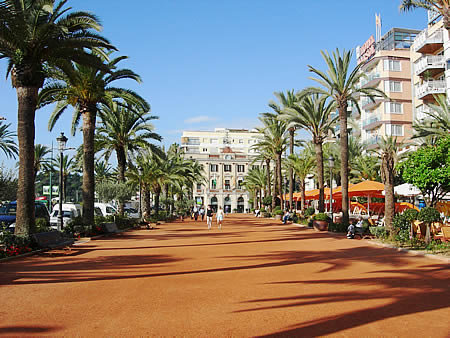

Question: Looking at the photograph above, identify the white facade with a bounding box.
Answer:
[181,128,262,213]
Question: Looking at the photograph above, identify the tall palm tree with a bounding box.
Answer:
[400,1,450,31]
[303,49,385,224]
[40,53,148,226]
[256,115,289,210]
[244,167,267,209]
[373,136,402,230]
[286,150,315,212]
[96,104,161,214]
[0,0,113,235]
[280,93,337,212]
[0,122,18,159]
[270,90,298,209]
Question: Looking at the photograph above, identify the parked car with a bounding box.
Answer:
[94,203,117,217]
[124,207,140,219]
[0,201,50,227]
[50,209,76,229]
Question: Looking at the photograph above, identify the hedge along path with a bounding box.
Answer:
[0,214,449,337]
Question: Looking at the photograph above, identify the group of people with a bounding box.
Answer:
[190,205,224,229]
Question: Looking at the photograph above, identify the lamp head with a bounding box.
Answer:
[328,155,335,167]
[56,132,68,151]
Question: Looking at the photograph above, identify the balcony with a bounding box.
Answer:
[416,104,434,120]
[362,115,382,130]
[415,55,445,77]
[360,73,381,88]
[413,29,443,54]
[416,80,446,100]
[361,98,382,110]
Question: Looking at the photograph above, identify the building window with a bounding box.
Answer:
[239,139,244,144]
[202,148,208,152]
[224,164,232,172]
[384,80,402,93]
[210,164,218,172]
[211,138,218,144]
[211,179,217,189]
[238,180,243,188]
[386,124,403,136]
[224,180,231,190]
[196,183,202,190]
[385,102,403,114]
[237,165,245,172]
[384,59,401,71]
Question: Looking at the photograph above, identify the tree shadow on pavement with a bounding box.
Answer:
[0,326,62,334]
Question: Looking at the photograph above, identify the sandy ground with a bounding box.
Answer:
[0,214,449,337]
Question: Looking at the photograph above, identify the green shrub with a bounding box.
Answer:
[418,207,440,223]
[392,214,410,232]
[312,213,329,221]
[328,222,348,233]
[35,218,51,233]
[304,207,315,217]
[403,209,419,222]
[274,208,284,216]
[262,212,271,218]
[396,229,410,243]
[369,226,388,239]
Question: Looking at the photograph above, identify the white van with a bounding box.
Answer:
[50,203,82,229]
[94,203,117,217]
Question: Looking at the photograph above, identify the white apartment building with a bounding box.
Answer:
[411,11,449,121]
[181,128,262,213]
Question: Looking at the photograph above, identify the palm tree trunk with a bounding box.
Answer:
[289,128,294,210]
[272,161,277,211]
[314,141,325,213]
[154,185,161,214]
[265,158,271,210]
[143,184,151,215]
[164,184,169,212]
[15,86,38,236]
[338,104,349,225]
[277,152,284,210]
[82,109,96,226]
[116,146,126,216]
[382,155,395,230]
[301,180,306,213]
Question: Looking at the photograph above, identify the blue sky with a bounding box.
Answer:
[0,0,427,168]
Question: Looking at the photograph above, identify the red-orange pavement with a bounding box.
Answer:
[0,214,449,337]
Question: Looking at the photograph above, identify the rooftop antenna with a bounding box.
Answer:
[375,13,382,43]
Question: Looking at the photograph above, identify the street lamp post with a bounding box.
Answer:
[328,156,335,221]
[56,132,68,231]
[138,166,143,219]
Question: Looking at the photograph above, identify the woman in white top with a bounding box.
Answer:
[216,206,224,229]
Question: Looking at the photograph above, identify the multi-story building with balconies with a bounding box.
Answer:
[180,128,262,213]
[355,27,420,149]
[411,12,449,121]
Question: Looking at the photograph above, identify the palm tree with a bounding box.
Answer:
[413,94,450,144]
[95,160,114,184]
[251,149,274,210]
[373,136,402,230]
[244,167,267,209]
[33,144,52,179]
[96,104,161,214]
[270,90,298,209]
[280,93,336,212]
[52,153,75,202]
[400,1,450,31]
[286,150,315,212]
[303,49,385,225]
[0,122,18,159]
[256,115,289,210]
[40,53,148,226]
[350,155,380,183]
[0,0,113,235]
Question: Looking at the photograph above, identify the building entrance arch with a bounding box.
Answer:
[210,196,218,212]
[224,196,231,214]
[237,197,244,213]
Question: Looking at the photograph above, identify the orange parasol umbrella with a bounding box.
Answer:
[333,180,385,214]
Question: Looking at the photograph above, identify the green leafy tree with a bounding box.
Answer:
[0,165,17,201]
[41,53,147,226]
[397,136,450,207]
[286,149,315,212]
[303,49,385,225]
[0,0,113,235]
[96,181,134,204]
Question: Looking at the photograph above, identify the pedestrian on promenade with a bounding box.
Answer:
[216,206,224,229]
[193,204,199,221]
[206,205,213,229]
[199,206,205,221]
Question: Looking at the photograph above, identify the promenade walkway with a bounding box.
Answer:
[0,214,449,337]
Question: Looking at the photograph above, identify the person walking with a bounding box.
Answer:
[193,204,199,221]
[206,205,213,230]
[199,206,205,221]
[216,206,224,229]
